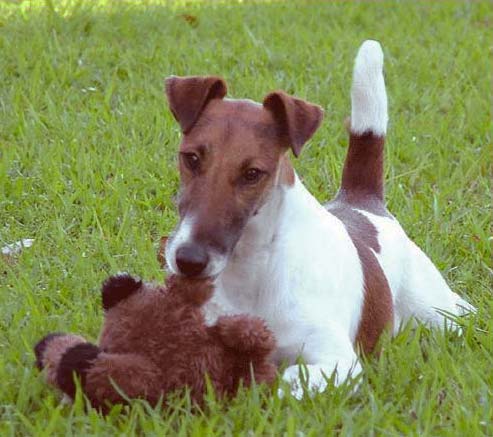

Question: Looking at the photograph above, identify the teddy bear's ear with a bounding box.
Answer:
[102,273,143,311]
[166,275,214,306]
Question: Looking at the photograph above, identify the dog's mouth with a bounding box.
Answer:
[165,197,261,277]
[164,227,231,279]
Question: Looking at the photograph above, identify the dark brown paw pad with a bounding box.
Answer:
[102,273,142,310]
[56,343,101,399]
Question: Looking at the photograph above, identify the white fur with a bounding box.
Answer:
[351,40,388,136]
[224,97,262,107]
[204,251,229,278]
[206,176,366,398]
[165,215,194,274]
[356,210,475,332]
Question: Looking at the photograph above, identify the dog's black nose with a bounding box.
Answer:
[175,244,209,277]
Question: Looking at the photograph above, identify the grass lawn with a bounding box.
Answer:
[1,0,491,435]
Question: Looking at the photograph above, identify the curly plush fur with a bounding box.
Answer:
[34,274,276,410]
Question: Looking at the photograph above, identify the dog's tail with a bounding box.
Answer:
[338,40,388,206]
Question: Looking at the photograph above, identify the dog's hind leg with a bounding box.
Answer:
[395,239,476,331]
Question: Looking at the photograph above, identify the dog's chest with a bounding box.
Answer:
[202,180,385,360]
[202,227,353,362]
[203,272,308,365]
[204,248,278,323]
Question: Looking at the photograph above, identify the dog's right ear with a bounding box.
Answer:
[165,75,227,134]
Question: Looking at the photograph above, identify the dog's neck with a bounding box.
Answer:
[228,155,297,265]
[215,163,326,313]
[214,186,286,313]
[233,182,286,261]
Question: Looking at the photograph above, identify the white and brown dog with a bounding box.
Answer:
[163,40,474,398]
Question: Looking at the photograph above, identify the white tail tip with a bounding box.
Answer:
[350,40,388,136]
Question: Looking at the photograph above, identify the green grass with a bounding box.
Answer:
[1,0,492,434]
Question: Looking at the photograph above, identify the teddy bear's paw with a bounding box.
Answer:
[34,333,65,370]
[57,343,101,399]
[102,273,143,310]
[34,333,89,387]
[214,315,275,354]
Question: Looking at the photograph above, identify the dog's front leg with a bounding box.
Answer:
[279,324,361,399]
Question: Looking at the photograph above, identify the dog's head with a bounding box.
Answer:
[164,75,323,277]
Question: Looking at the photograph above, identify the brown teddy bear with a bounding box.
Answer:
[34,273,277,410]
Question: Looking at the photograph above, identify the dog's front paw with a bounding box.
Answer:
[278,364,330,400]
[214,315,275,355]
[278,360,363,399]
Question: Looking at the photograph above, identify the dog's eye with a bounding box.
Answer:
[181,153,200,172]
[242,168,264,184]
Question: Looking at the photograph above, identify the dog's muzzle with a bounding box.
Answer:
[175,243,210,277]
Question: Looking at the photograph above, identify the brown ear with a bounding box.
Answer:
[263,91,324,157]
[165,75,227,134]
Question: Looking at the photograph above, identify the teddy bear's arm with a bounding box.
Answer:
[211,315,276,356]
[210,316,278,388]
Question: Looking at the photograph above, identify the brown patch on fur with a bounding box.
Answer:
[336,132,388,216]
[41,334,87,385]
[326,201,393,354]
[327,122,394,352]
[35,275,276,409]
[355,250,393,354]
[279,154,295,186]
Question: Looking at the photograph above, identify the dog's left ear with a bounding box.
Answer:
[165,75,227,134]
[263,91,324,157]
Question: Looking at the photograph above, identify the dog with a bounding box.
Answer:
[163,40,475,399]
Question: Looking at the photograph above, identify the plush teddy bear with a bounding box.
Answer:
[34,274,277,410]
